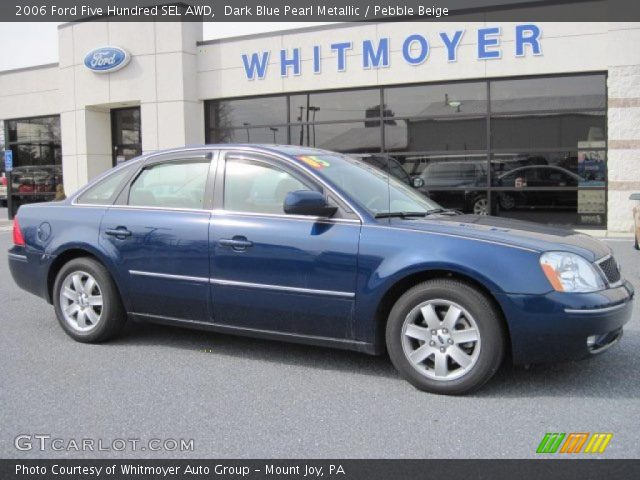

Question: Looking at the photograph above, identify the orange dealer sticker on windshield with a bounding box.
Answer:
[297,155,331,169]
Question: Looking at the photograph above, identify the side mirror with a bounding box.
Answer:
[284,190,338,217]
[630,193,640,201]
[412,177,425,188]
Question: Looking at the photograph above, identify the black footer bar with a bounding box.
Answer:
[2,459,640,480]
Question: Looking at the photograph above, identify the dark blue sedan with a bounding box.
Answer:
[8,145,634,394]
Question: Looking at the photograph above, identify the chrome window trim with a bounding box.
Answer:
[211,209,360,225]
[129,270,209,283]
[103,204,210,214]
[210,278,355,298]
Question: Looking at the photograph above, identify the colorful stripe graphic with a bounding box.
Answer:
[537,433,612,454]
[297,155,331,170]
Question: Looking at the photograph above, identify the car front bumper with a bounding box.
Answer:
[496,281,634,365]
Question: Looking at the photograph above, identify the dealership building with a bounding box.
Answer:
[1,13,639,232]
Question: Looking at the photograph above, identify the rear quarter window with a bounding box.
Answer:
[76,163,137,205]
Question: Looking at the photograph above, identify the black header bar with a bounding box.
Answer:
[2,0,640,22]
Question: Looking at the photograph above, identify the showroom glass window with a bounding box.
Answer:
[205,73,607,228]
[4,115,63,209]
[490,74,607,227]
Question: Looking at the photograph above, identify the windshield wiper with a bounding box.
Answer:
[375,211,428,219]
[424,208,462,216]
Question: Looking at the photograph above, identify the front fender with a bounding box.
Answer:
[354,225,551,345]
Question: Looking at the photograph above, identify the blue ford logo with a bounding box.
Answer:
[84,46,130,73]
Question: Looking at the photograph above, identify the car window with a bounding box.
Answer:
[224,157,310,214]
[128,159,210,209]
[76,163,136,205]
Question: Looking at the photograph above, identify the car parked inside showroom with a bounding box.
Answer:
[8,145,634,394]
[416,160,489,215]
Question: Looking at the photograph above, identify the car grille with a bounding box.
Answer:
[597,256,621,285]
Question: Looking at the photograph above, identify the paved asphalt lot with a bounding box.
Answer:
[0,221,639,459]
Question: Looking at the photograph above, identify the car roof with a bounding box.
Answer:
[143,144,335,161]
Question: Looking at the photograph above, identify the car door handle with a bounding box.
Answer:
[105,227,132,238]
[218,237,253,250]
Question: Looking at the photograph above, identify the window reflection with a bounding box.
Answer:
[209,96,287,129]
[289,89,380,123]
[205,74,607,227]
[4,115,63,213]
[384,82,486,118]
[490,75,606,112]
[491,111,605,150]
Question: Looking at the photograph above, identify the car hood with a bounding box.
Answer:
[387,214,610,261]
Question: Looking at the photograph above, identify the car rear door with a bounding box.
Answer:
[208,150,361,340]
[99,150,215,322]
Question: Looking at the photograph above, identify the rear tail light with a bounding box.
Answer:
[13,217,25,246]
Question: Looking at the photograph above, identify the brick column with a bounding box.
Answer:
[607,25,640,232]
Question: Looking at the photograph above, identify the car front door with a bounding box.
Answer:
[99,151,215,322]
[209,151,361,340]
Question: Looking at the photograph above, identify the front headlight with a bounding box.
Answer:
[540,251,606,293]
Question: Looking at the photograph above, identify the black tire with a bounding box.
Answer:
[386,279,506,395]
[53,257,126,342]
[498,193,516,211]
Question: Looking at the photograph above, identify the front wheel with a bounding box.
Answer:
[386,279,506,395]
[53,257,126,342]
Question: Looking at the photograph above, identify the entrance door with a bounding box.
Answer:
[111,107,141,166]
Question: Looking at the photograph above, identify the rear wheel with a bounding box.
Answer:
[53,257,126,342]
[498,193,516,210]
[386,279,505,395]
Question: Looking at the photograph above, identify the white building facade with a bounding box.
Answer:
[1,17,640,232]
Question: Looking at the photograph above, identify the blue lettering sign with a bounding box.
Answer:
[363,38,390,69]
[280,48,301,77]
[241,24,542,80]
[331,42,352,71]
[402,34,429,65]
[313,46,322,74]
[478,27,501,60]
[439,30,465,62]
[241,52,270,80]
[516,24,542,56]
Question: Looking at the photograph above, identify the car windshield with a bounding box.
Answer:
[295,153,439,216]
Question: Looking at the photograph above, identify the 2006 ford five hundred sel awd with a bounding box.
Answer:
[8,145,634,394]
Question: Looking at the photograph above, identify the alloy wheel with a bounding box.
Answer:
[401,299,481,381]
[473,198,488,215]
[59,270,103,332]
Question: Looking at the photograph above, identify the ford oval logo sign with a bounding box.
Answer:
[84,46,130,73]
